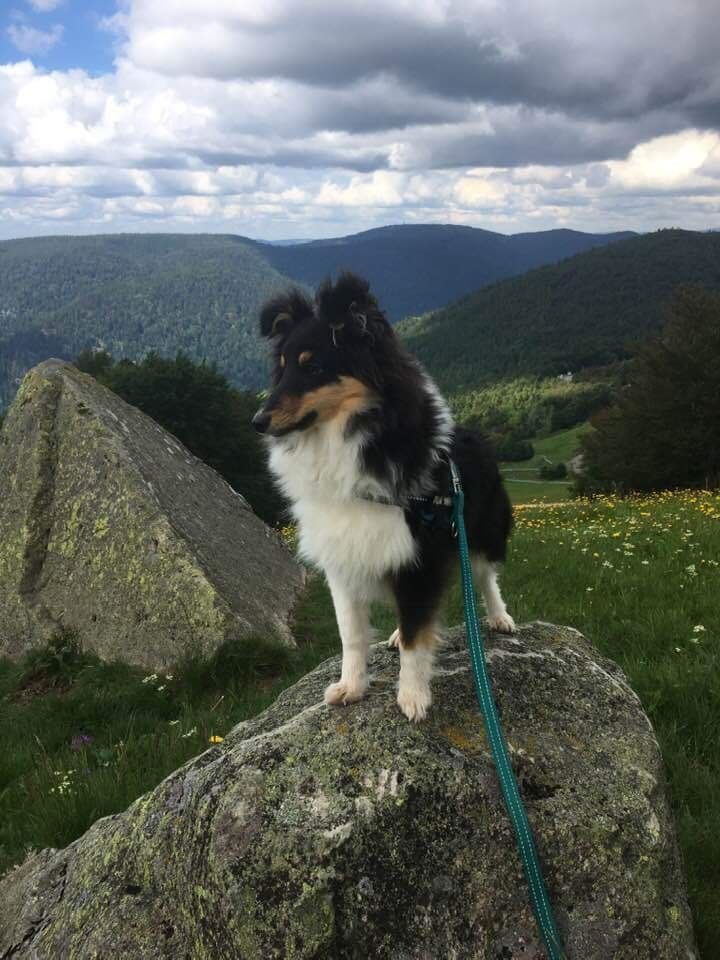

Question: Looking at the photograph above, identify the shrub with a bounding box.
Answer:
[539,462,568,480]
[496,436,535,461]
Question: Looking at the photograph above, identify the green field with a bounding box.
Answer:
[502,477,570,504]
[1,489,717,955]
[527,423,590,466]
[501,424,588,503]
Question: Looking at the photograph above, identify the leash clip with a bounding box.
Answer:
[448,457,462,494]
[447,457,461,536]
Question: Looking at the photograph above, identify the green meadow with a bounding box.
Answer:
[1,487,717,956]
[501,424,588,503]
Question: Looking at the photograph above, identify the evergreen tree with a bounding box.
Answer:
[76,349,114,380]
[577,287,720,493]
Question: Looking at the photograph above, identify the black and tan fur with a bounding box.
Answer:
[254,272,514,721]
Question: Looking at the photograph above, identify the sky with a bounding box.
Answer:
[0,0,719,241]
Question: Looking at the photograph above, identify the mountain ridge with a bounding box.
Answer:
[400,228,720,391]
[257,223,636,320]
[0,224,635,405]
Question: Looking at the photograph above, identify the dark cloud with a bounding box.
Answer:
[126,1,720,137]
[196,146,389,172]
[389,108,686,170]
[302,85,470,135]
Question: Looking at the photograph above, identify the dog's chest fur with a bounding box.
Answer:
[268,420,416,597]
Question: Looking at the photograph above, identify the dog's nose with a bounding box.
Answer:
[252,409,271,434]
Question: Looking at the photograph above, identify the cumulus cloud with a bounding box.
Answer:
[7,22,63,56]
[0,0,719,238]
[608,130,719,188]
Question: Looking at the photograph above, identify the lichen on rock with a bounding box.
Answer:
[0,622,697,959]
[0,360,304,669]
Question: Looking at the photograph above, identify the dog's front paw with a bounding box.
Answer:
[387,628,401,649]
[397,681,431,722]
[324,678,368,706]
[487,612,516,633]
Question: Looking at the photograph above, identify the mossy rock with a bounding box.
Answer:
[0,622,696,958]
[0,360,304,669]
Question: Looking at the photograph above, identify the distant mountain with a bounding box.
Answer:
[0,225,635,406]
[0,233,298,407]
[260,224,636,321]
[399,229,720,391]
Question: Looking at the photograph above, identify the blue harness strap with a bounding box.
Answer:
[449,457,566,960]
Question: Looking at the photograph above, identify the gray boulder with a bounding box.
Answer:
[0,622,696,959]
[0,360,304,669]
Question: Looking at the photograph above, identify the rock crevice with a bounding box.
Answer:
[17,375,61,610]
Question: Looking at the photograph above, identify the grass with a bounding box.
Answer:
[1,488,717,956]
[500,424,589,503]
[502,478,570,504]
[0,598,339,875]
[528,423,590,467]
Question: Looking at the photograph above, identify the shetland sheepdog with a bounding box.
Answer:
[253,272,515,721]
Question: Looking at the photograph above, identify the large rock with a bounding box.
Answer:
[0,622,696,959]
[0,360,303,668]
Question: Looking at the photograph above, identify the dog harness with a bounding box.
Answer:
[356,459,456,532]
[357,490,455,533]
[407,492,455,531]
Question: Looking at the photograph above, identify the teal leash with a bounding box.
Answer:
[449,458,566,960]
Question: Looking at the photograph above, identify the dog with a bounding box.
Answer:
[253,272,515,721]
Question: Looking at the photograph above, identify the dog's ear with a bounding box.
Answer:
[259,289,314,341]
[316,271,388,344]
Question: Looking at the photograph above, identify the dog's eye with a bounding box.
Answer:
[304,361,323,376]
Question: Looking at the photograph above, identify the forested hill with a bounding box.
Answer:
[260,224,635,320]
[0,226,633,406]
[399,229,720,391]
[0,234,298,407]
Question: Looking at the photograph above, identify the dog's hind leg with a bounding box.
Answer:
[324,575,372,706]
[473,554,516,633]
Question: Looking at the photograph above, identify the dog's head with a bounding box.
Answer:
[253,272,391,437]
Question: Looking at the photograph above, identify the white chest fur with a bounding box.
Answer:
[268,421,416,597]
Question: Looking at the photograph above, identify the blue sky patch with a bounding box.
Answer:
[1,0,119,75]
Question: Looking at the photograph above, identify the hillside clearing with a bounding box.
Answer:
[500,424,589,502]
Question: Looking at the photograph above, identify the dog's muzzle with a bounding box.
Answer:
[252,409,271,434]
